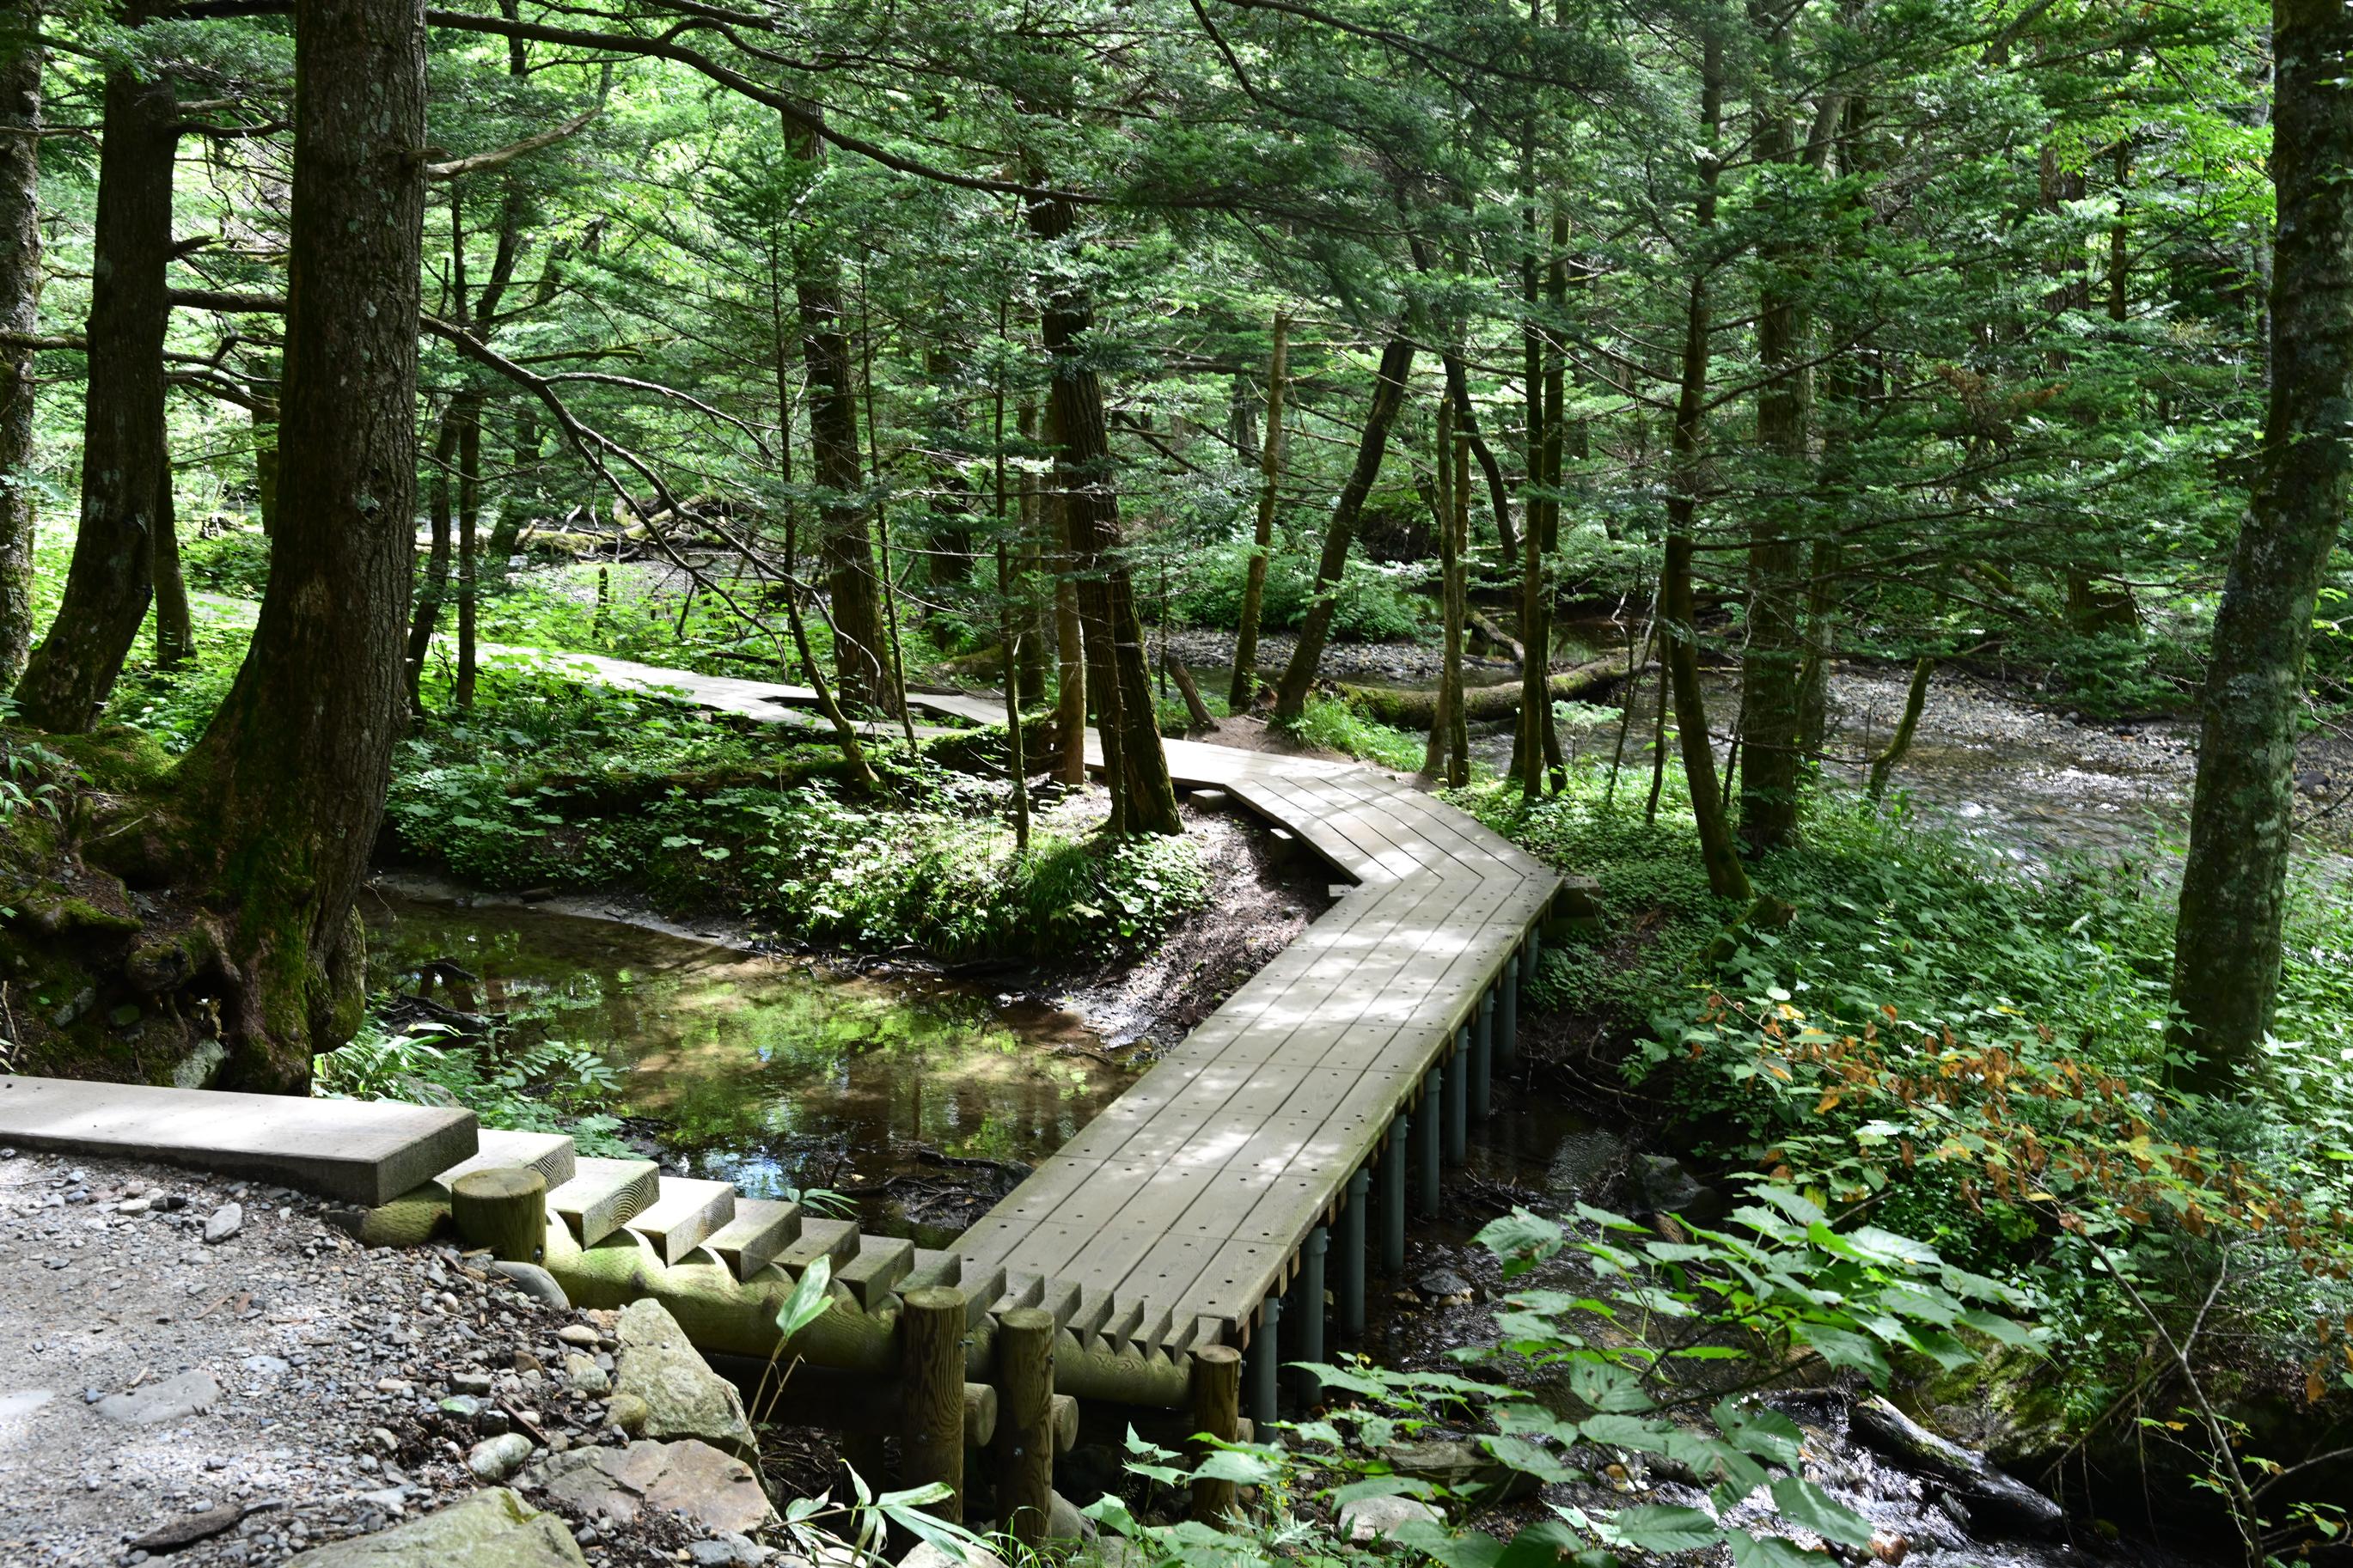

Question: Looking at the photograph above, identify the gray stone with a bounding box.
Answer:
[0,1388,53,1421]
[492,1260,570,1309]
[687,1537,766,1567]
[468,1432,536,1483]
[241,1355,290,1376]
[530,1438,776,1537]
[1046,1490,1098,1542]
[564,1352,610,1396]
[1338,1494,1444,1542]
[96,1370,220,1425]
[613,1299,757,1461]
[453,1370,495,1395]
[1382,1440,1538,1502]
[1415,1269,1472,1300]
[279,1487,587,1567]
[1632,1155,1721,1223]
[204,1203,244,1244]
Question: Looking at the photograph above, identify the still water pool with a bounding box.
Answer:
[361,891,1134,1235]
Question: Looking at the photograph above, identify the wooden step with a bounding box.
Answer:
[776,1217,861,1279]
[961,1265,1007,1329]
[837,1235,914,1309]
[703,1198,801,1279]
[435,1129,576,1193]
[903,1248,962,1291]
[626,1176,736,1266]
[0,1073,474,1205]
[547,1156,658,1246]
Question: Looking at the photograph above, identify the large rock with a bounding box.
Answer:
[532,1437,777,1537]
[95,1370,218,1425]
[281,1487,586,1567]
[614,1299,758,1460]
[901,1544,1010,1568]
[1339,1494,1444,1542]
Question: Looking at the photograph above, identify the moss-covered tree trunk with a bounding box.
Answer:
[1025,190,1179,834]
[2171,0,2353,1087]
[0,3,39,688]
[173,0,426,1089]
[15,61,176,732]
[1272,332,1415,723]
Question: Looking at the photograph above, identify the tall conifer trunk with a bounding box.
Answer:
[1228,311,1286,711]
[2171,0,2352,1085]
[0,3,39,687]
[174,0,426,1089]
[15,61,176,731]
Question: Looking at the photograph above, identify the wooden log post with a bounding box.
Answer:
[1339,1168,1369,1335]
[1445,1028,1469,1162]
[1050,1393,1079,1454]
[1295,1227,1328,1407]
[1380,1117,1408,1272]
[1416,1069,1443,1215]
[1473,991,1495,1117]
[995,1308,1056,1547]
[449,1168,547,1263]
[1189,1345,1244,1523]
[900,1286,969,1522]
[1498,950,1520,1069]
[1247,1293,1281,1430]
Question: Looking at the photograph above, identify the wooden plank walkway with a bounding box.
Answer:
[954,736,1556,1347]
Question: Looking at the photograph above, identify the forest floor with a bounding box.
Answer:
[0,1148,769,1568]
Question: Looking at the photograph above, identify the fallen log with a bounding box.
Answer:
[1336,657,1635,729]
[1850,1395,2064,1537]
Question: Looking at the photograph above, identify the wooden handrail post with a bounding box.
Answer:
[900,1286,968,1522]
[1189,1344,1244,1523]
[449,1167,546,1263]
[995,1307,1056,1546]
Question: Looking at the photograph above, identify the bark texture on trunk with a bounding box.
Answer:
[1272,332,1415,723]
[0,3,39,687]
[175,0,427,1089]
[2171,0,2353,1086]
[1738,88,1807,855]
[15,64,176,731]
[1026,191,1178,834]
[1227,311,1286,712]
[785,115,886,713]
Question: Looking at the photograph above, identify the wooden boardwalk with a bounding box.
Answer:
[9,648,1558,1426]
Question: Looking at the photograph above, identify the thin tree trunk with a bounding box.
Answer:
[406,412,459,711]
[1867,656,1933,801]
[1271,332,1416,723]
[1441,349,1514,560]
[1739,72,1808,854]
[1661,28,1752,903]
[151,476,193,668]
[1025,190,1179,834]
[16,64,176,732]
[251,381,281,537]
[174,0,427,1089]
[785,114,887,713]
[1228,310,1287,712]
[2171,0,2352,1086]
[454,394,480,707]
[0,3,40,687]
[993,355,1028,850]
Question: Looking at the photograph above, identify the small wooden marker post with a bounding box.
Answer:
[1248,1294,1282,1429]
[995,1308,1056,1547]
[449,1167,546,1263]
[900,1286,969,1522]
[1472,992,1494,1119]
[1189,1345,1244,1523]
[1445,1028,1469,1162]
[1497,949,1520,1067]
[1339,1168,1370,1335]
[1380,1116,1409,1272]
[1416,1068,1443,1213]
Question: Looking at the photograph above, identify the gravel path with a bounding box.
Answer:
[0,1149,750,1568]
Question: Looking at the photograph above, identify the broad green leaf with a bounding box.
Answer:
[773,1256,834,1339]
[1608,1504,1720,1553]
[1769,1477,1877,1549]
[1728,1529,1837,1568]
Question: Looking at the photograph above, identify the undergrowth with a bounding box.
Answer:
[1460,764,2353,1473]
